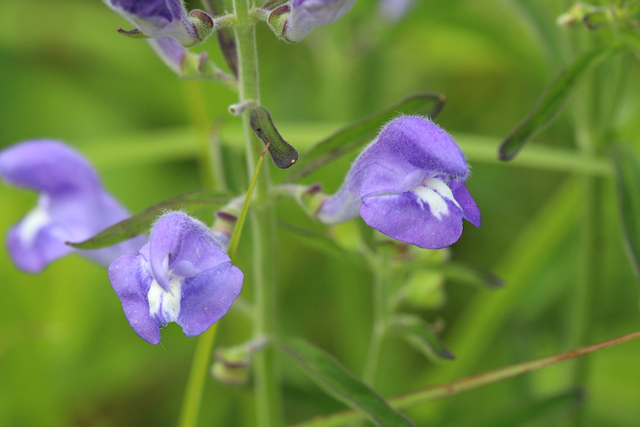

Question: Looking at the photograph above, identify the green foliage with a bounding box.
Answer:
[612,144,640,284]
[3,1,640,426]
[499,46,615,160]
[282,339,414,427]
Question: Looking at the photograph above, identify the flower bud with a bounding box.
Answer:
[268,0,355,43]
[103,0,215,47]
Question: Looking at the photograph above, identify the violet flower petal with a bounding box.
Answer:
[361,191,464,249]
[109,211,244,344]
[105,0,195,45]
[177,263,244,337]
[0,140,100,194]
[109,253,160,345]
[317,116,480,249]
[450,181,481,228]
[149,212,228,292]
[0,140,145,273]
[104,0,213,47]
[7,220,71,273]
[147,37,186,75]
[285,0,355,42]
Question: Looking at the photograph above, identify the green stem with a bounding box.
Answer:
[566,26,606,427]
[361,255,391,385]
[233,1,282,426]
[177,324,219,427]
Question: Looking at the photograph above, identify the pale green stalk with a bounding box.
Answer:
[178,324,220,427]
[564,13,624,425]
[232,1,282,426]
[361,253,392,385]
[292,331,640,427]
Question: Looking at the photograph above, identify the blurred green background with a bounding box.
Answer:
[1,0,640,426]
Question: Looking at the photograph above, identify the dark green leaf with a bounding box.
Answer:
[437,262,504,289]
[67,191,230,249]
[499,46,614,161]
[281,339,415,427]
[286,93,445,182]
[611,144,640,285]
[390,315,454,361]
[249,105,299,169]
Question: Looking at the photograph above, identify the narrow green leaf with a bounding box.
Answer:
[499,46,614,161]
[437,262,504,289]
[292,331,640,427]
[281,339,415,427]
[286,93,445,182]
[249,105,299,169]
[227,144,269,259]
[67,191,230,249]
[611,144,640,285]
[389,315,454,361]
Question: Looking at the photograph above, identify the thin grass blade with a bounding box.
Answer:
[499,46,614,160]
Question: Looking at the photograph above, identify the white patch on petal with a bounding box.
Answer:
[148,277,183,323]
[18,206,52,246]
[411,178,461,220]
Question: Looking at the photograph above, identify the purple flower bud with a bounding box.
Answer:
[270,0,355,43]
[104,0,214,47]
[317,116,481,249]
[108,212,243,344]
[0,140,145,273]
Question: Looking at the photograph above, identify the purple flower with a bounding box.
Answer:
[108,212,243,344]
[317,116,481,249]
[269,0,355,43]
[104,0,214,47]
[0,140,145,273]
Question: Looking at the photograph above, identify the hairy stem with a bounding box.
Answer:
[233,0,282,426]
